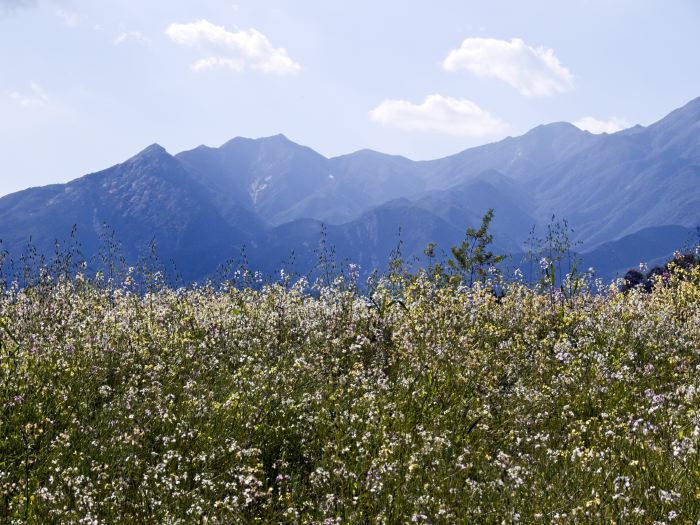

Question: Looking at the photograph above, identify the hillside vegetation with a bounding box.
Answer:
[1,263,700,523]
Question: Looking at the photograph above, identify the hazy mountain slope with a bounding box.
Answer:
[417,122,601,189]
[579,225,698,279]
[0,144,249,280]
[534,98,700,247]
[0,97,699,282]
[176,134,330,226]
[178,137,428,225]
[272,149,428,225]
[646,96,700,160]
[410,170,536,247]
[242,194,529,278]
[507,225,698,284]
[172,122,595,229]
[171,144,266,236]
[243,203,458,276]
[172,96,700,250]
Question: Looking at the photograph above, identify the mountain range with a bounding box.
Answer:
[1,97,699,282]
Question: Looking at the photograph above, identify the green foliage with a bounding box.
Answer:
[525,215,587,306]
[1,263,700,522]
[447,208,505,286]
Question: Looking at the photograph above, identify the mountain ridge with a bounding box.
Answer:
[1,96,699,281]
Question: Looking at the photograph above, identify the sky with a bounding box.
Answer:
[1,0,699,197]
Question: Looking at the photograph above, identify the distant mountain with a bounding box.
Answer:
[0,144,253,280]
[244,203,464,277]
[409,170,535,249]
[504,225,698,284]
[1,97,699,282]
[177,134,331,226]
[417,121,601,189]
[579,225,698,280]
[533,99,700,246]
[177,135,429,226]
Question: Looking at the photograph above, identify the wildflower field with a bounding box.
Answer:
[2,265,700,523]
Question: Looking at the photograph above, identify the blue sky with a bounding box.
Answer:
[1,0,699,196]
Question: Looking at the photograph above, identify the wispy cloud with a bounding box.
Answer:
[10,81,48,107]
[54,7,81,27]
[1,2,85,26]
[0,0,36,15]
[369,94,507,137]
[165,19,300,75]
[113,30,149,46]
[442,37,574,97]
[574,116,630,134]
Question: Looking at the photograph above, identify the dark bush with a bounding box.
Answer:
[622,252,699,293]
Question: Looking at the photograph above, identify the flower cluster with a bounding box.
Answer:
[1,265,700,523]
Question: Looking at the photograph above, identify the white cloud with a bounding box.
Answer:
[113,31,148,46]
[191,56,244,72]
[442,37,574,97]
[574,116,630,134]
[54,8,81,27]
[369,94,507,137]
[165,19,300,75]
[10,82,48,107]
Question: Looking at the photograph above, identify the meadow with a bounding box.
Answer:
[1,260,700,523]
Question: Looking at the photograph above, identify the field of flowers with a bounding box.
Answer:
[1,265,700,523]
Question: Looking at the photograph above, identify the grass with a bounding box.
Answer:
[1,264,700,523]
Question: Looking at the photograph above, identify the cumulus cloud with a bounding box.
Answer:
[442,37,574,97]
[10,81,48,107]
[369,94,507,137]
[574,116,630,134]
[191,56,243,72]
[165,19,300,75]
[113,31,148,46]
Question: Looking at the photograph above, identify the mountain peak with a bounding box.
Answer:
[220,133,297,150]
[128,143,170,162]
[256,133,309,148]
[265,133,290,141]
[527,121,583,137]
[334,148,411,162]
[119,143,181,176]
